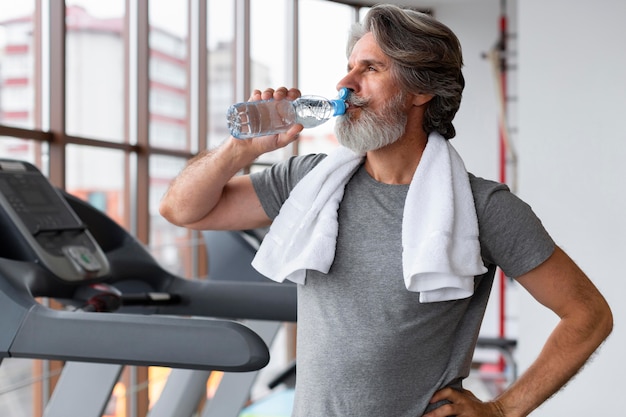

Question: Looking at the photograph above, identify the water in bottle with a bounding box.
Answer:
[227,88,350,139]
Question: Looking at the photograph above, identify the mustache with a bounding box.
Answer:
[346,94,369,108]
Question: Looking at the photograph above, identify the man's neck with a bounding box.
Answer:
[363,132,428,185]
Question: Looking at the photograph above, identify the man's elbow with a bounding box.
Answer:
[585,294,613,346]
[158,199,183,227]
[597,299,613,342]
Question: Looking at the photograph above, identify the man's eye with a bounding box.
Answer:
[367,66,376,72]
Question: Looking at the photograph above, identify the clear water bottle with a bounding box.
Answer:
[227,88,350,139]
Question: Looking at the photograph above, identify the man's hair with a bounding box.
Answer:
[348,5,465,139]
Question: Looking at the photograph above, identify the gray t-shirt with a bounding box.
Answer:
[250,153,554,417]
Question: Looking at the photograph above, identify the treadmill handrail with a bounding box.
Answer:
[0,257,269,372]
[9,303,269,372]
[161,279,297,322]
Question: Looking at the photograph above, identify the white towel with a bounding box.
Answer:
[251,132,487,302]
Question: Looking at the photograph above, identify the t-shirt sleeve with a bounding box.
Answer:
[472,176,555,278]
[250,153,326,220]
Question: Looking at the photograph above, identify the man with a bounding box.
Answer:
[159,5,612,417]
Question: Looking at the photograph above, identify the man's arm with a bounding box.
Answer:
[425,246,613,417]
[159,87,303,231]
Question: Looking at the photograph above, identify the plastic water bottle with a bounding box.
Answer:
[227,88,350,139]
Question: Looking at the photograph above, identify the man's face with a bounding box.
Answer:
[334,32,411,153]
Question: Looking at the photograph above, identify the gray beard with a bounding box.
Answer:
[334,93,407,154]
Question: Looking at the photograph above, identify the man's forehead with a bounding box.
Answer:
[348,33,390,68]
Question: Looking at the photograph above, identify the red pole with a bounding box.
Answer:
[498,1,508,371]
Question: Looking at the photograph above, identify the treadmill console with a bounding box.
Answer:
[0,159,110,281]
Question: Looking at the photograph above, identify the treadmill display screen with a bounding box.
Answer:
[0,174,83,235]
[18,188,49,207]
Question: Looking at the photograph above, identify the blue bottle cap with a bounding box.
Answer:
[331,88,350,116]
[331,99,347,116]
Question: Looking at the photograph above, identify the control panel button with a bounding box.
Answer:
[63,245,102,273]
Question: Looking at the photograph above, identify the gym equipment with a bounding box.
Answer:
[0,159,297,416]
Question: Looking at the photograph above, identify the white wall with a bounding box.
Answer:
[435,0,624,414]
[515,0,625,415]
[437,1,502,182]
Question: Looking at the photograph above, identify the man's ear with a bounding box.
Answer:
[412,92,434,107]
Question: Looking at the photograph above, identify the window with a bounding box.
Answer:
[250,0,286,89]
[66,145,126,227]
[149,0,188,152]
[0,137,45,166]
[0,2,36,129]
[207,0,235,149]
[65,1,125,142]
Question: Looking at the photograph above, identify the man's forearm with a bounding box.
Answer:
[159,138,257,227]
[495,298,612,416]
[425,251,612,417]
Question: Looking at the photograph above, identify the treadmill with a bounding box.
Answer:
[0,159,297,417]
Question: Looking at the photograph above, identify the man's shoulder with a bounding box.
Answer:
[293,152,327,169]
[468,173,507,192]
[283,152,328,181]
[468,173,511,214]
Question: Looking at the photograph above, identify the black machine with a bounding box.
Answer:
[0,159,110,282]
[0,158,296,373]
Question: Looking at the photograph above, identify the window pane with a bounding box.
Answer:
[65,1,125,142]
[207,0,235,149]
[65,145,127,228]
[149,0,188,151]
[249,0,290,165]
[250,0,285,89]
[0,1,36,129]
[298,0,353,155]
[0,137,47,170]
